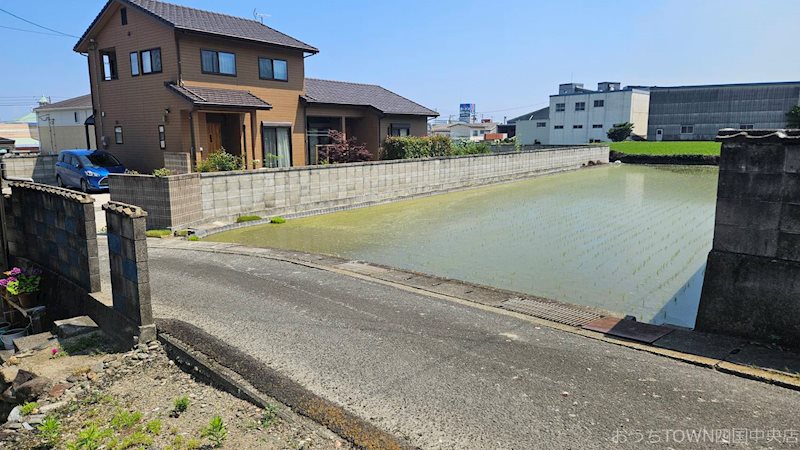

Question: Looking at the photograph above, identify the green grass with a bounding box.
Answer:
[609,141,720,156]
[236,215,263,223]
[270,216,286,224]
[145,229,172,238]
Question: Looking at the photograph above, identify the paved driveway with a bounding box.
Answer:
[145,246,800,449]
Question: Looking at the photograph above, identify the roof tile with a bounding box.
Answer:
[304,78,437,117]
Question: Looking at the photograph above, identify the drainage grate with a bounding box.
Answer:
[501,297,604,327]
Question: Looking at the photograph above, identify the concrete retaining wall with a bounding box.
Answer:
[696,129,800,347]
[1,154,58,186]
[163,152,192,174]
[200,146,608,223]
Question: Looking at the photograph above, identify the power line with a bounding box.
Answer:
[0,24,72,37]
[0,7,79,38]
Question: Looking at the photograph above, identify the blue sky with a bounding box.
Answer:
[1,0,799,121]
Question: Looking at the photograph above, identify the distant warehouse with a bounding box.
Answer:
[515,80,800,145]
[644,81,800,141]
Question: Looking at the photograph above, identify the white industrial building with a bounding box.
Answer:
[517,82,650,145]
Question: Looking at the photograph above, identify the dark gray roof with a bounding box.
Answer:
[76,0,317,53]
[168,84,272,109]
[34,94,92,112]
[509,106,549,123]
[304,78,438,117]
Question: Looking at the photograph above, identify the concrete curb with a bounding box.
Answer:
[150,240,800,393]
[156,318,417,450]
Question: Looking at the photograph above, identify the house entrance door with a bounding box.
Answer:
[208,122,223,152]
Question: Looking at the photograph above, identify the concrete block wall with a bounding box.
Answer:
[104,201,155,342]
[697,129,800,347]
[109,173,202,229]
[2,154,58,186]
[5,182,100,292]
[163,152,192,174]
[200,146,609,223]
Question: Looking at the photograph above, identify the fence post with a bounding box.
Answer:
[103,201,156,342]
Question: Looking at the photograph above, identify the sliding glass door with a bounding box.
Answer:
[263,126,291,168]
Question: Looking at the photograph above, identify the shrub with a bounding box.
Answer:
[382,135,457,160]
[201,415,228,448]
[236,215,262,223]
[450,140,491,156]
[152,167,173,177]
[145,229,172,238]
[607,122,634,142]
[318,130,373,164]
[196,150,244,173]
[187,235,200,242]
[270,216,286,224]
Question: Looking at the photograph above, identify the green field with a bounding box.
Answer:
[609,141,721,156]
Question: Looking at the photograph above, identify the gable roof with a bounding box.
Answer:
[168,84,272,109]
[75,0,317,53]
[303,78,438,117]
[34,94,93,112]
[509,106,549,123]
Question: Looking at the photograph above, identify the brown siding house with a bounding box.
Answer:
[75,0,437,173]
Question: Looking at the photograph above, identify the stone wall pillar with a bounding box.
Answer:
[103,201,155,342]
[696,129,800,347]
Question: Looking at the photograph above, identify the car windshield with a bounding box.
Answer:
[79,152,121,168]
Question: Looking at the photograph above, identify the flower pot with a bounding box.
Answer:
[16,292,39,309]
[1,328,27,350]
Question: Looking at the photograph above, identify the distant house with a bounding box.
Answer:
[35,94,96,154]
[514,107,550,145]
[74,0,437,172]
[0,108,41,153]
[0,137,14,154]
[430,121,499,142]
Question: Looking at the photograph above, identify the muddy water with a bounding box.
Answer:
[210,165,719,328]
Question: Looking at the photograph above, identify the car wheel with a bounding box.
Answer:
[80,179,89,193]
[56,175,64,188]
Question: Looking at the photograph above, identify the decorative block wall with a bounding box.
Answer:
[5,182,100,292]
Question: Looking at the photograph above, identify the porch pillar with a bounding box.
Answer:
[251,110,259,169]
[341,116,346,139]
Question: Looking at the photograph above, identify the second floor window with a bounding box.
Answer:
[575,102,586,111]
[130,52,139,76]
[536,122,546,128]
[100,49,118,81]
[201,50,236,76]
[259,58,288,81]
[555,103,565,112]
[141,49,162,74]
[594,100,604,107]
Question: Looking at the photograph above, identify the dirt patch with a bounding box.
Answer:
[0,333,348,449]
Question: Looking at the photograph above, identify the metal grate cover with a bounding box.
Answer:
[501,297,604,327]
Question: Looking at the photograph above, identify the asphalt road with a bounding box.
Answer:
[148,248,800,449]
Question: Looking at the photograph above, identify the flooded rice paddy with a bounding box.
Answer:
[210,164,719,328]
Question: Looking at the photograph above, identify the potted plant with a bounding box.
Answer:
[3,267,42,309]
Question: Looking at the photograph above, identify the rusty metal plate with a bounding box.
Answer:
[583,316,674,344]
[501,297,604,327]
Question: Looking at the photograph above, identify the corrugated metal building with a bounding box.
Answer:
[645,81,800,141]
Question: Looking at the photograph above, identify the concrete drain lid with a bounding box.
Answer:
[501,297,604,327]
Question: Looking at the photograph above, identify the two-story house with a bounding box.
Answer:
[75,0,437,172]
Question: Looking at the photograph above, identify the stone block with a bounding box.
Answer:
[777,232,800,263]
[53,316,98,338]
[712,225,778,258]
[714,198,781,230]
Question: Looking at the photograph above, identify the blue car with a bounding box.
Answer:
[56,149,126,192]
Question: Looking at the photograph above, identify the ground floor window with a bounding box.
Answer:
[158,125,166,149]
[681,125,694,134]
[263,126,291,168]
[390,123,411,137]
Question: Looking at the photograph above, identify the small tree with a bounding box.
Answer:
[607,122,634,142]
[787,105,800,128]
[320,130,372,164]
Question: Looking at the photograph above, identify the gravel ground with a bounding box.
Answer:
[0,333,348,449]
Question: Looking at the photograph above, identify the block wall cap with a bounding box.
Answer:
[717,129,800,143]
[8,181,94,204]
[102,201,148,218]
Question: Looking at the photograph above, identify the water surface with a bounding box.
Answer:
[210,165,718,327]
